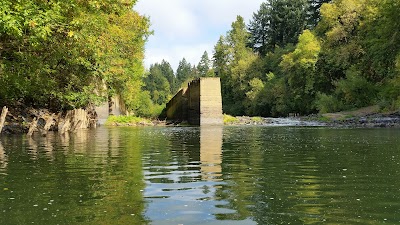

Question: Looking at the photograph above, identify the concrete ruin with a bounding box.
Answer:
[166,77,223,126]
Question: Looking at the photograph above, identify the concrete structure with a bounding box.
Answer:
[95,95,127,125]
[166,77,223,126]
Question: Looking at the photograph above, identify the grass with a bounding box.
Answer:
[105,115,151,126]
[223,114,239,124]
[251,117,263,122]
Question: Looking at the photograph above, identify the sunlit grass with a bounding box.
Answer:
[105,115,151,125]
[223,114,239,124]
[251,117,263,122]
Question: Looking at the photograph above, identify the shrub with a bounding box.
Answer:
[105,115,150,125]
[223,114,239,124]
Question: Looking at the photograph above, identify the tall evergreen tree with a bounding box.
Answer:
[159,60,177,94]
[197,51,213,77]
[306,0,332,28]
[248,2,271,55]
[248,0,308,53]
[176,58,192,86]
[143,63,171,105]
[213,36,231,78]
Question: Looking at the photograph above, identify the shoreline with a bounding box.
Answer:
[1,107,400,135]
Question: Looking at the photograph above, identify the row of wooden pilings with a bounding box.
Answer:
[0,106,96,136]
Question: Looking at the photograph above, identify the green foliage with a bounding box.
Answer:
[105,115,151,125]
[197,51,213,77]
[176,58,193,85]
[335,68,377,109]
[251,117,263,122]
[0,0,150,112]
[316,68,377,113]
[223,114,239,124]
[143,64,171,105]
[248,0,308,53]
[315,93,343,113]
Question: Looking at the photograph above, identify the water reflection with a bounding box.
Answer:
[0,140,7,171]
[143,126,249,225]
[200,126,223,181]
[0,128,147,225]
[1,127,400,225]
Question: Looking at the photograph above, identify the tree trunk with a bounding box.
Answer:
[0,106,8,134]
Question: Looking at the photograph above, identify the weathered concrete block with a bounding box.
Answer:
[166,77,223,126]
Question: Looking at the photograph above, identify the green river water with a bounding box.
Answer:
[0,126,399,225]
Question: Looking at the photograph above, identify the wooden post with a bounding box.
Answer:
[0,106,8,134]
[27,118,38,137]
[41,114,55,136]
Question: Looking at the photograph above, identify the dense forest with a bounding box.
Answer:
[1,0,399,118]
[145,0,400,117]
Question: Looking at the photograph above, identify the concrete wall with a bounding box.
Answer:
[165,77,223,125]
[200,78,223,126]
[187,79,201,125]
[166,88,187,121]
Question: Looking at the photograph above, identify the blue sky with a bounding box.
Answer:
[134,0,265,72]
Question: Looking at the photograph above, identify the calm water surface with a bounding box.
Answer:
[0,126,399,224]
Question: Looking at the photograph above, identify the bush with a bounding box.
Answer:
[335,68,377,109]
[223,114,239,124]
[105,115,150,125]
[315,92,343,113]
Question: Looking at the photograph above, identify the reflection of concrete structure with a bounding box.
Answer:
[200,126,223,181]
[166,78,223,126]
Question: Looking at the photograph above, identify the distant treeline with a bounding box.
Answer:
[147,0,400,117]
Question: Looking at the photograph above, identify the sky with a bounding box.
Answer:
[134,0,265,72]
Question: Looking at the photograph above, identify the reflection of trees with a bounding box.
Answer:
[217,127,400,224]
[0,128,147,225]
[215,128,331,224]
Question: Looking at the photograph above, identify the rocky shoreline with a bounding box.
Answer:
[1,106,399,135]
[225,112,400,128]
[305,113,400,128]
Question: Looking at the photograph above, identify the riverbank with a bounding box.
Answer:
[1,106,399,135]
[306,106,400,128]
[223,106,400,128]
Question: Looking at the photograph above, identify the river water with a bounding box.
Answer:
[0,126,399,225]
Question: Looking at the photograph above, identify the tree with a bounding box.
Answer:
[0,0,150,112]
[213,35,231,78]
[176,58,192,87]
[158,60,177,94]
[248,2,271,55]
[248,0,308,53]
[306,0,332,28]
[280,30,321,114]
[197,51,213,77]
[143,63,171,105]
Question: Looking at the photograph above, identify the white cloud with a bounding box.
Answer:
[134,0,265,72]
[145,43,214,71]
